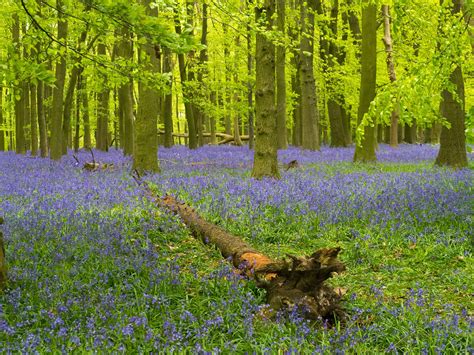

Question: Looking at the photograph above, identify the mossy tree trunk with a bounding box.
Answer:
[276,0,287,150]
[299,0,320,151]
[381,5,399,148]
[162,47,174,148]
[0,86,4,151]
[30,84,38,156]
[133,0,161,174]
[116,28,135,156]
[252,0,280,179]
[50,1,68,160]
[13,15,26,155]
[246,5,255,149]
[174,5,197,149]
[353,2,377,163]
[325,0,348,147]
[435,0,468,168]
[96,43,109,152]
[289,0,302,147]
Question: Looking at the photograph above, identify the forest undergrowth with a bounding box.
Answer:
[0,144,472,353]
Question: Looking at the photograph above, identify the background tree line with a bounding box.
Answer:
[0,0,472,175]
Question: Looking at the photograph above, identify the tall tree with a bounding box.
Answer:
[195,1,209,147]
[12,14,26,155]
[435,0,468,168]
[353,2,377,162]
[174,4,197,149]
[133,0,160,173]
[252,0,280,179]
[116,28,134,155]
[81,76,91,149]
[162,47,174,148]
[246,0,255,149]
[30,84,38,156]
[96,42,109,151]
[62,29,89,154]
[322,0,349,147]
[0,86,4,151]
[276,0,287,149]
[381,4,399,147]
[50,0,68,160]
[289,0,302,146]
[299,0,319,151]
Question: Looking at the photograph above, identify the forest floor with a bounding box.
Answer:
[0,144,473,353]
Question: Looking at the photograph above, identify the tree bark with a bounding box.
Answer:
[195,1,209,147]
[322,0,348,147]
[13,15,26,155]
[96,44,109,152]
[0,86,4,151]
[299,0,320,151]
[353,2,377,162]
[50,0,68,160]
[81,77,92,150]
[30,84,38,156]
[116,28,134,156]
[276,0,287,149]
[289,0,302,147]
[133,0,160,173]
[381,5,399,148]
[174,6,197,149]
[74,76,81,152]
[153,194,345,322]
[246,7,255,149]
[162,47,174,148]
[233,36,243,147]
[252,0,280,179]
[37,80,48,157]
[435,0,467,168]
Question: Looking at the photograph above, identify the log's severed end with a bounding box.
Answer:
[255,247,346,324]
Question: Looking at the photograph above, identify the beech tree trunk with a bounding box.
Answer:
[276,0,287,149]
[37,80,48,157]
[381,5,399,148]
[116,28,134,156]
[162,47,174,148]
[252,0,280,179]
[50,1,68,160]
[435,0,467,168]
[133,0,160,173]
[354,2,377,162]
[299,0,320,151]
[246,8,255,149]
[13,15,26,155]
[30,84,38,156]
[0,86,4,151]
[174,6,197,149]
[152,195,345,322]
[289,0,302,147]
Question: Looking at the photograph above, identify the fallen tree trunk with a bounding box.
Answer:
[157,130,249,145]
[154,194,346,322]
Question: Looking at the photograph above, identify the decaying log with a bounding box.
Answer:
[154,194,346,322]
[0,216,7,290]
[73,150,114,172]
[157,130,249,145]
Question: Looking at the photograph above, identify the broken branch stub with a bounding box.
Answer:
[156,194,346,322]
